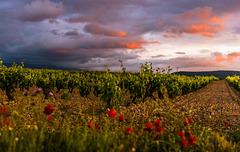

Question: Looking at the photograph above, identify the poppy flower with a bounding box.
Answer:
[224,121,227,127]
[181,140,188,147]
[187,118,192,124]
[183,121,188,126]
[95,124,101,130]
[47,116,53,123]
[154,120,161,126]
[44,105,53,115]
[88,121,94,129]
[143,122,153,132]
[2,118,10,126]
[177,131,184,136]
[119,115,124,122]
[188,136,197,145]
[125,127,133,135]
[108,109,117,118]
[153,132,159,141]
[155,126,164,132]
[0,107,8,115]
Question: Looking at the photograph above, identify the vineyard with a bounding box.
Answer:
[0,61,240,152]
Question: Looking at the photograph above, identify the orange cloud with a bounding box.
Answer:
[117,31,127,37]
[177,7,230,38]
[55,50,69,54]
[119,39,160,49]
[163,34,178,38]
[185,24,224,37]
[214,52,240,63]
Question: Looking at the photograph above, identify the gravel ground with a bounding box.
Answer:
[171,80,240,131]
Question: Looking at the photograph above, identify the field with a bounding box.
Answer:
[0,63,240,152]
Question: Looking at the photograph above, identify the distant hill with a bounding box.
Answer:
[173,71,240,79]
[2,62,81,71]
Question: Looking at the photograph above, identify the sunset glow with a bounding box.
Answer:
[1,0,240,71]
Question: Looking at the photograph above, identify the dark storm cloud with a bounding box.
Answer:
[19,0,65,22]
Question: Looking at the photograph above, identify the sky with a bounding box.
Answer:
[0,0,240,72]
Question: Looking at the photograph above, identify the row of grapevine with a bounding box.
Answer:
[226,76,240,89]
[0,61,219,107]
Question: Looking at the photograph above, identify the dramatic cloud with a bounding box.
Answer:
[214,52,240,63]
[169,7,231,37]
[1,0,240,71]
[20,0,65,22]
[84,24,127,37]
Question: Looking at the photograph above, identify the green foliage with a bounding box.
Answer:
[61,92,69,99]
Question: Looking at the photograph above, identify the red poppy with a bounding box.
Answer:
[2,118,9,126]
[187,118,192,124]
[224,121,227,127]
[47,116,53,123]
[155,126,164,132]
[119,115,124,122]
[95,124,101,130]
[177,131,184,137]
[181,140,188,147]
[153,132,159,141]
[183,121,188,126]
[188,136,197,145]
[44,105,53,115]
[143,122,153,132]
[125,127,133,135]
[108,109,117,118]
[88,121,94,129]
[154,120,161,126]
[0,107,8,115]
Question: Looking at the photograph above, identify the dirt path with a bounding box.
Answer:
[172,80,240,131]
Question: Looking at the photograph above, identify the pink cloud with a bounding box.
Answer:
[173,7,232,38]
[214,52,240,63]
[175,52,186,54]
[20,0,65,22]
[84,24,127,37]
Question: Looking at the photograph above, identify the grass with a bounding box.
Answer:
[0,86,240,152]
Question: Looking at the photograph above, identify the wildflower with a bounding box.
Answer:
[183,121,188,126]
[88,121,94,129]
[32,90,37,96]
[125,127,133,135]
[47,116,53,123]
[155,126,164,132]
[119,115,124,122]
[177,131,185,140]
[153,132,159,141]
[23,90,29,96]
[49,92,53,96]
[154,119,161,126]
[108,109,117,118]
[181,140,188,147]
[188,136,197,145]
[95,124,101,130]
[2,118,12,126]
[44,104,53,115]
[0,107,8,115]
[143,122,153,132]
[187,118,192,124]
[36,88,42,92]
[224,121,227,127]
[177,131,184,137]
